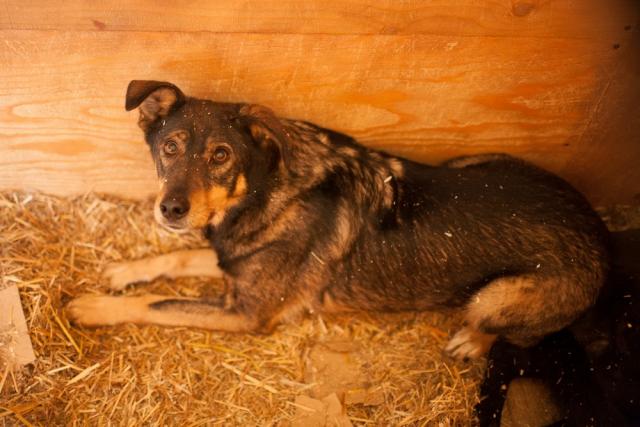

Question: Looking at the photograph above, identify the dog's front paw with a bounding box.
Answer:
[66,295,131,326]
[103,261,146,291]
[445,327,496,361]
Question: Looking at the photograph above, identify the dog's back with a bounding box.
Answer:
[279,129,609,353]
[328,154,608,308]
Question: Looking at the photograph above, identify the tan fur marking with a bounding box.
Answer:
[339,146,359,157]
[465,276,540,329]
[234,175,247,197]
[372,165,396,210]
[445,326,497,360]
[464,274,594,346]
[322,291,355,313]
[312,163,326,177]
[67,294,254,331]
[103,249,222,291]
[445,154,509,169]
[188,187,218,228]
[317,133,330,145]
[466,277,544,328]
[165,129,189,143]
[187,174,248,228]
[387,158,404,178]
[328,202,355,260]
[381,178,394,208]
[292,120,315,131]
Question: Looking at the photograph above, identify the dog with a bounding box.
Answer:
[67,80,610,360]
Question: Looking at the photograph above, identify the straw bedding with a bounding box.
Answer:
[0,191,636,426]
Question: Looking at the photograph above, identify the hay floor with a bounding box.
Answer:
[2,191,635,426]
[0,191,487,426]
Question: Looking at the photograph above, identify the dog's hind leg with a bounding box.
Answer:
[446,274,599,360]
[66,294,257,331]
[103,249,221,291]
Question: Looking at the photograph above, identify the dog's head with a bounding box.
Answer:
[125,80,289,232]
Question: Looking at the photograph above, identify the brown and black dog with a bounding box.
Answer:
[67,80,610,360]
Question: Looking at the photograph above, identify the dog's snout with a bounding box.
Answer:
[160,197,190,221]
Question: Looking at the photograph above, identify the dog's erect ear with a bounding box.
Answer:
[238,104,292,168]
[125,80,186,131]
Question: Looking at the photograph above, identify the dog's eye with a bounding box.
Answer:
[211,147,230,164]
[163,141,178,155]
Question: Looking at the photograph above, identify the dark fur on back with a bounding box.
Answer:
[207,117,608,336]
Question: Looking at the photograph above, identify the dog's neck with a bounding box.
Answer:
[204,120,407,268]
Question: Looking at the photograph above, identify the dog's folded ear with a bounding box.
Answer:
[125,80,186,131]
[238,104,292,169]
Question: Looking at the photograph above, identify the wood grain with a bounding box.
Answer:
[562,25,640,206]
[0,1,638,204]
[0,0,634,39]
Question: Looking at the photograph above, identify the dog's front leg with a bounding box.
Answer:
[66,294,258,332]
[103,249,222,291]
[71,243,314,332]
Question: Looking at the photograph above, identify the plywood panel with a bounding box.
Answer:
[0,0,638,204]
[0,29,625,200]
[562,26,640,205]
[0,0,634,39]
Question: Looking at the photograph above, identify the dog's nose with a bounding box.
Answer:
[160,197,190,221]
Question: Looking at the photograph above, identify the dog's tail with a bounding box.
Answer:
[441,153,517,169]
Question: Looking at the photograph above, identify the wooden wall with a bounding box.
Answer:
[1,1,639,205]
